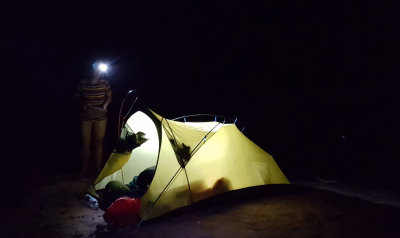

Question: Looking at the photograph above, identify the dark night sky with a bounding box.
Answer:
[2,1,399,186]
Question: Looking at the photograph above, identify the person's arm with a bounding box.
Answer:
[103,93,112,111]
[102,80,112,111]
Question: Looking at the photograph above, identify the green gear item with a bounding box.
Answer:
[104,180,131,203]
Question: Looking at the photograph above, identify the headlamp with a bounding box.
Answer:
[93,62,109,73]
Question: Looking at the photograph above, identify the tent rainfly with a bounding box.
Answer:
[89,107,290,223]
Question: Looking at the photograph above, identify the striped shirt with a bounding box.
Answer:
[77,79,112,120]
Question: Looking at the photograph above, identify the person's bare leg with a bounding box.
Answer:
[92,119,107,175]
[79,120,92,177]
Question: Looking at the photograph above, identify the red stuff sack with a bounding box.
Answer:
[103,197,141,228]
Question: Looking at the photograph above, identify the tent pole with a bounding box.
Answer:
[118,89,136,137]
[183,167,196,219]
[138,167,183,226]
[124,96,139,122]
[190,122,221,157]
[183,167,194,205]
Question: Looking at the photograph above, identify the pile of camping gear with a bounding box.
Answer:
[85,166,155,228]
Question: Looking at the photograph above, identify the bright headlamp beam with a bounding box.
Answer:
[98,63,108,73]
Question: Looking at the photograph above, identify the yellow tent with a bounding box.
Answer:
[91,108,290,222]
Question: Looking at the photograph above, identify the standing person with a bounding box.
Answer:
[75,63,112,179]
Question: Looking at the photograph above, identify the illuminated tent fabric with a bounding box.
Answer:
[90,108,290,222]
